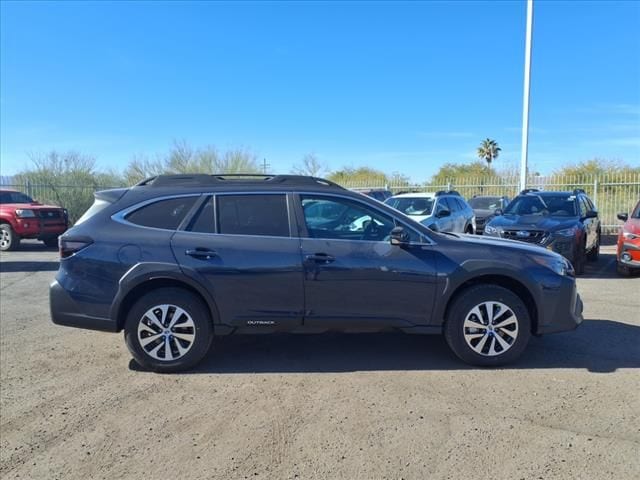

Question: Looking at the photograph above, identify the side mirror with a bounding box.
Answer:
[494,208,503,216]
[436,208,451,218]
[585,210,598,219]
[617,212,628,222]
[390,226,410,246]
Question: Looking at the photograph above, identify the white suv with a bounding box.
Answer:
[385,191,476,233]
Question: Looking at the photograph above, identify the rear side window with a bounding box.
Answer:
[76,198,110,225]
[126,196,197,230]
[444,197,459,212]
[217,194,289,237]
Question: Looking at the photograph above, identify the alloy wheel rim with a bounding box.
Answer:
[463,301,518,356]
[137,304,196,361]
[1,229,9,248]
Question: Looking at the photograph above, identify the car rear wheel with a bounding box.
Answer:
[0,224,20,251]
[444,285,531,366]
[124,288,213,373]
[43,236,59,248]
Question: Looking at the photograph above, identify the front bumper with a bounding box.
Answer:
[618,242,640,269]
[535,280,584,335]
[14,218,67,239]
[543,237,578,263]
[50,280,117,332]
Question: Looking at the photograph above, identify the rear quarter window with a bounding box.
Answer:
[125,196,197,230]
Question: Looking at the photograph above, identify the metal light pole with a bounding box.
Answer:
[519,0,534,192]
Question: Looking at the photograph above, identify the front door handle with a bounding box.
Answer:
[305,253,335,264]
[185,248,218,260]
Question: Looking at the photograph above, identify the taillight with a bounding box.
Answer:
[59,237,93,258]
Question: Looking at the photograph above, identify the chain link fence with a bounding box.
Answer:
[2,173,638,233]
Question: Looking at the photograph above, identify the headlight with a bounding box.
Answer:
[15,209,36,218]
[622,231,639,240]
[533,255,574,276]
[484,225,500,235]
[555,226,578,237]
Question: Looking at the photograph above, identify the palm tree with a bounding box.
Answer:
[477,138,502,167]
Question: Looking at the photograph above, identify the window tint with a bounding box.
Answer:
[126,196,197,230]
[217,194,289,237]
[454,198,467,211]
[0,191,34,204]
[188,197,215,233]
[302,196,398,241]
[385,196,434,216]
[578,197,588,217]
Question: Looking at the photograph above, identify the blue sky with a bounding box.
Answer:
[1,0,639,180]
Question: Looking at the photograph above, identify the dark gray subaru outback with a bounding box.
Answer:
[50,174,583,372]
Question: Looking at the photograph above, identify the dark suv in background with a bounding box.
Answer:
[468,195,510,234]
[483,189,601,274]
[50,175,583,372]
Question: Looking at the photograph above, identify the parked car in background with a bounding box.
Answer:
[352,188,393,202]
[50,174,582,372]
[385,191,475,233]
[483,189,600,275]
[0,189,69,251]
[616,199,640,276]
[468,195,510,234]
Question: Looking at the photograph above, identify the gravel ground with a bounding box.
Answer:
[1,241,639,480]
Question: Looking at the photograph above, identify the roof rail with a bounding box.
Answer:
[137,174,344,189]
[520,188,541,195]
[435,190,461,197]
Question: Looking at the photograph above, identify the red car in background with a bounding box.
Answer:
[616,199,640,276]
[0,189,69,251]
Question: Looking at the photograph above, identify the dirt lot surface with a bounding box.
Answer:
[1,241,639,480]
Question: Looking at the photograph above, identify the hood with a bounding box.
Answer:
[623,217,640,235]
[487,213,578,231]
[1,202,63,210]
[473,208,496,219]
[442,231,563,259]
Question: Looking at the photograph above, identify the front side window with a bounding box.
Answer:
[0,191,34,204]
[301,195,396,242]
[126,196,197,230]
[217,194,289,237]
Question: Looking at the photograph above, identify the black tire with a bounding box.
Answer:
[617,263,631,277]
[444,285,531,367]
[465,225,474,234]
[43,236,59,248]
[0,224,20,251]
[573,243,586,275]
[587,233,600,262]
[124,287,213,373]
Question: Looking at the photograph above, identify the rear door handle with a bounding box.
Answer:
[185,248,218,260]
[305,253,335,264]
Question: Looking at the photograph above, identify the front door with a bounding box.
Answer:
[171,193,304,330]
[296,194,437,330]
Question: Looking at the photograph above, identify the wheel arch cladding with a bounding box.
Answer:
[115,278,217,331]
[444,275,538,334]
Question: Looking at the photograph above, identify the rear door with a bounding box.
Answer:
[296,193,437,330]
[171,193,304,330]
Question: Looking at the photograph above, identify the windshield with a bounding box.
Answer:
[504,194,577,216]
[385,197,434,216]
[468,197,502,210]
[0,191,34,204]
[632,201,640,219]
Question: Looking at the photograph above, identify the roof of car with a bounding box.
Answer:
[521,191,576,197]
[390,192,438,199]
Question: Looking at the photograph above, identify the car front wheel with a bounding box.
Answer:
[444,285,531,366]
[124,288,213,373]
[0,224,20,251]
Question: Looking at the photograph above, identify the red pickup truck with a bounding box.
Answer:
[0,189,69,251]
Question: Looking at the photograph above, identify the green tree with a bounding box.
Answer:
[430,161,497,185]
[327,167,388,187]
[477,138,501,167]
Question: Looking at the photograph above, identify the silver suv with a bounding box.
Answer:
[385,190,476,233]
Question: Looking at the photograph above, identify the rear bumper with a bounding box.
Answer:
[535,281,584,335]
[50,280,117,332]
